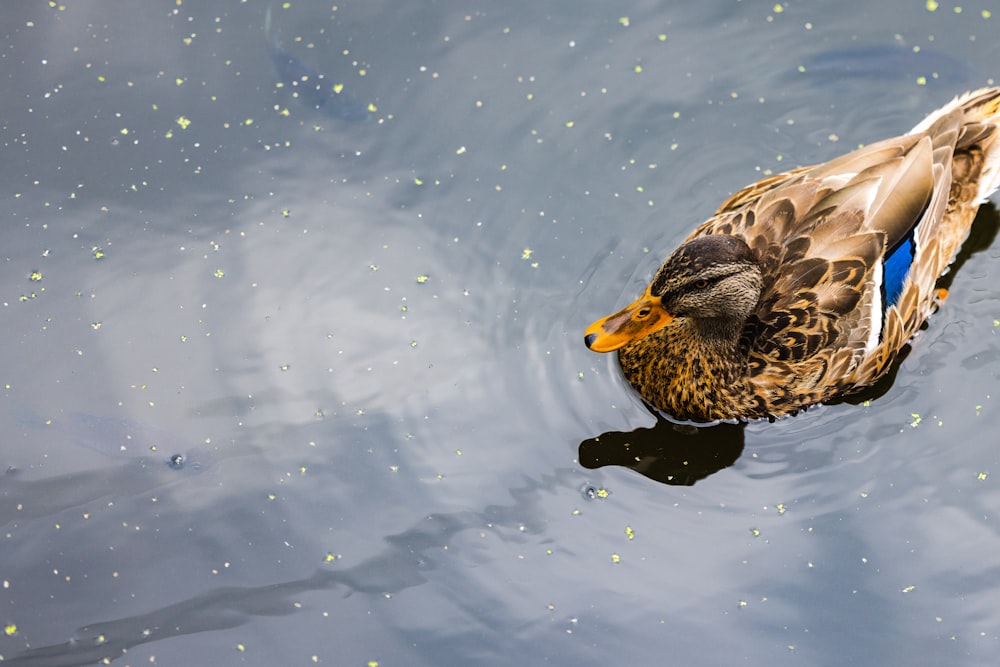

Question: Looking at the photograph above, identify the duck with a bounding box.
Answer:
[584,87,1000,423]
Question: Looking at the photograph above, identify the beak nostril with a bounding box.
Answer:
[584,333,598,349]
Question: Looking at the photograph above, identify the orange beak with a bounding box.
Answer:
[584,289,674,352]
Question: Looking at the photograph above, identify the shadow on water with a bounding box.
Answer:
[578,202,999,486]
[580,417,745,486]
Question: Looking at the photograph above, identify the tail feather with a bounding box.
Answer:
[963,89,1000,203]
[911,87,1000,204]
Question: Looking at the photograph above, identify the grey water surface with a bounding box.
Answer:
[2,1,1000,665]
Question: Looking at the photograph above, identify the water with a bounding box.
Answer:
[2,1,999,665]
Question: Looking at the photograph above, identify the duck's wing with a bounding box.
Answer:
[680,132,949,397]
[700,130,938,249]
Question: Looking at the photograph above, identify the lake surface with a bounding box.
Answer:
[2,1,999,665]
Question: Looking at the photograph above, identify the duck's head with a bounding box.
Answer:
[584,235,763,352]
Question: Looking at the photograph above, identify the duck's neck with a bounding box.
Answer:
[690,316,746,352]
[618,317,752,422]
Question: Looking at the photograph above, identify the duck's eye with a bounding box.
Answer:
[693,279,710,289]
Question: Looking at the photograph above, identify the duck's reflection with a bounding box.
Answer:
[579,416,745,486]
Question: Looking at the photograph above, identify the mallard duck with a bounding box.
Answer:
[585,87,1000,423]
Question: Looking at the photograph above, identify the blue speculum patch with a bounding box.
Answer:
[882,235,914,310]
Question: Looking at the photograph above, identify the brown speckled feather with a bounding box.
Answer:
[597,88,1000,422]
